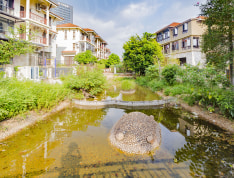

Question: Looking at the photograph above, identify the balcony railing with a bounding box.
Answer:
[0,4,14,16]
[19,33,26,40]
[20,11,47,25]
[31,36,47,45]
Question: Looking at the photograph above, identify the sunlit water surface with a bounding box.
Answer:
[0,85,233,177]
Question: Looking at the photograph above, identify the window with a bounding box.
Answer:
[172,41,179,51]
[73,43,76,50]
[173,28,178,36]
[183,23,188,32]
[0,22,3,33]
[49,34,52,45]
[64,30,67,40]
[73,30,75,40]
[193,37,199,48]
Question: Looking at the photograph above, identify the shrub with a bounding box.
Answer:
[0,78,69,121]
[164,84,192,96]
[148,79,165,92]
[162,65,179,85]
[145,65,159,81]
[136,76,148,87]
[63,67,106,96]
[121,80,136,91]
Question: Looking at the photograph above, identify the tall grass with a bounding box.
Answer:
[0,78,70,121]
[121,80,136,91]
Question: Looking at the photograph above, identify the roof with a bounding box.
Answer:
[57,23,81,28]
[155,16,207,33]
[49,11,64,21]
[155,22,180,34]
[83,28,94,32]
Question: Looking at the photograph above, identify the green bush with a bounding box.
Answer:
[136,76,148,87]
[121,80,136,91]
[0,78,69,121]
[164,84,192,96]
[145,65,159,80]
[162,65,179,85]
[63,67,106,96]
[148,79,165,92]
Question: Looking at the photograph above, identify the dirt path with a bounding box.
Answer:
[0,101,71,142]
[157,91,234,134]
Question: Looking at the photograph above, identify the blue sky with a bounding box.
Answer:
[56,0,207,57]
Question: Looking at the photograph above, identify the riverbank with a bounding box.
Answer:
[0,87,233,143]
[157,91,234,134]
[0,101,71,142]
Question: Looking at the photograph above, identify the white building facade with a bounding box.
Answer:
[56,23,110,65]
[0,0,62,80]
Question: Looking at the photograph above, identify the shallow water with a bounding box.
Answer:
[0,107,233,177]
[90,85,161,101]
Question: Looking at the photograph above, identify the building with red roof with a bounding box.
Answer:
[155,16,207,66]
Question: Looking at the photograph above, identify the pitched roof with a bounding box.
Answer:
[56,23,81,28]
[155,22,181,34]
[83,28,94,32]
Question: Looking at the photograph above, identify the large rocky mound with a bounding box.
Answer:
[109,112,161,154]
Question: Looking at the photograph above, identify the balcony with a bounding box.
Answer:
[0,4,14,16]
[20,11,47,25]
[31,36,47,45]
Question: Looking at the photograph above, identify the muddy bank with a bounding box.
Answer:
[0,101,71,142]
[157,91,234,134]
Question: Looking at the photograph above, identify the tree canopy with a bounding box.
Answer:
[106,53,120,68]
[74,50,97,64]
[123,32,164,75]
[0,26,35,64]
[200,0,233,84]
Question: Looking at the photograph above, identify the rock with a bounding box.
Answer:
[109,112,161,154]
[116,132,124,141]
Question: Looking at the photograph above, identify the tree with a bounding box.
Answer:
[74,50,97,64]
[105,53,120,68]
[123,32,164,75]
[0,26,35,64]
[200,0,233,84]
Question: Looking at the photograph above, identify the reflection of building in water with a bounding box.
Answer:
[177,118,210,137]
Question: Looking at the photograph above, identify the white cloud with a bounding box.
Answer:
[72,0,207,57]
[121,2,160,19]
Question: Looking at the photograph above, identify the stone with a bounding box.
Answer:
[116,132,124,141]
[109,112,161,154]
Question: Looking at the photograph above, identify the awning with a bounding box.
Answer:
[0,11,25,23]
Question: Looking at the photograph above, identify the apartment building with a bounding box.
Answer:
[155,16,207,66]
[56,23,110,65]
[0,0,63,79]
[50,0,73,25]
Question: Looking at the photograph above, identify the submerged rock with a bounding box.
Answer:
[109,112,161,154]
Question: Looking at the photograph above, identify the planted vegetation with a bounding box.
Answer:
[0,66,107,121]
[0,78,70,121]
[136,65,234,119]
[121,80,136,91]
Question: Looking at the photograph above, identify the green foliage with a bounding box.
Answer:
[145,65,159,80]
[123,32,164,75]
[164,84,192,96]
[0,71,5,79]
[148,80,165,92]
[0,26,34,64]
[63,67,106,96]
[0,78,70,121]
[106,53,120,68]
[162,65,179,85]
[73,50,97,64]
[121,80,136,91]
[200,0,233,83]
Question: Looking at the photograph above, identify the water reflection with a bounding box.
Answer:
[0,107,233,177]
